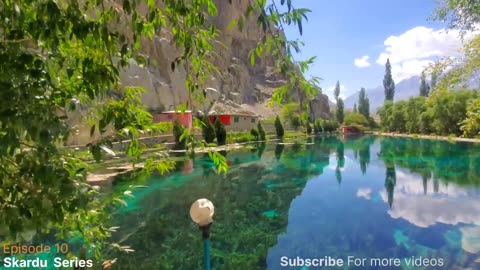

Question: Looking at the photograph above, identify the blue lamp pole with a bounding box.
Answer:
[190,199,215,270]
[201,223,212,270]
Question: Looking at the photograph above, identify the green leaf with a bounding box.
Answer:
[249,51,255,66]
[90,125,95,137]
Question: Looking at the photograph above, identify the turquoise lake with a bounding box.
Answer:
[104,135,480,269]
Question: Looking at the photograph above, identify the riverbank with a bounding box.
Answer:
[86,130,321,185]
[374,132,480,143]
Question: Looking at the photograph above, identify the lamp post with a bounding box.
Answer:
[190,198,214,270]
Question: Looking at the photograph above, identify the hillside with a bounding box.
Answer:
[67,0,330,145]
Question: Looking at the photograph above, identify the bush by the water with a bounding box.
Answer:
[257,121,266,141]
[202,116,216,143]
[274,115,284,138]
[378,90,479,136]
[306,121,312,134]
[173,120,186,149]
[344,112,369,127]
[214,118,227,145]
[250,128,259,140]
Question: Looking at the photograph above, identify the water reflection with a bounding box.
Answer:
[105,136,480,269]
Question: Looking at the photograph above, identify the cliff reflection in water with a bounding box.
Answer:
[106,136,480,270]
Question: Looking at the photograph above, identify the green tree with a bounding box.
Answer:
[282,102,302,128]
[257,121,266,141]
[462,97,480,137]
[306,121,313,134]
[291,115,302,130]
[433,0,480,31]
[202,116,216,143]
[214,118,227,145]
[334,81,344,124]
[391,101,407,132]
[419,71,430,97]
[274,115,284,138]
[334,80,341,100]
[336,98,345,124]
[383,58,396,101]
[405,97,427,133]
[431,71,438,90]
[353,103,358,113]
[358,87,370,119]
[379,101,394,131]
[344,113,369,127]
[250,128,259,141]
[173,120,186,149]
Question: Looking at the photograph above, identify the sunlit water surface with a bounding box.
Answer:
[104,136,480,269]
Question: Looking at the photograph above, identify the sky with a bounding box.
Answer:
[280,0,472,100]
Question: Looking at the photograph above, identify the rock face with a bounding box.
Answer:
[120,0,330,114]
[68,1,330,145]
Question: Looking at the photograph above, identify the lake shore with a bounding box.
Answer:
[374,132,480,143]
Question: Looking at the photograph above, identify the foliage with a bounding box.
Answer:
[336,98,345,124]
[257,121,266,141]
[379,90,478,136]
[322,120,340,132]
[344,113,369,127]
[250,128,259,141]
[432,0,480,32]
[0,0,229,261]
[334,80,344,124]
[274,115,285,138]
[227,132,255,144]
[383,58,395,101]
[248,0,320,121]
[291,115,303,130]
[202,116,216,144]
[281,102,302,128]
[0,0,318,263]
[306,121,313,134]
[419,71,430,97]
[462,97,480,137]
[313,119,322,133]
[353,103,358,113]
[358,87,370,119]
[214,118,227,146]
[173,120,186,149]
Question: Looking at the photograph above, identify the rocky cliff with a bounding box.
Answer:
[67,0,330,145]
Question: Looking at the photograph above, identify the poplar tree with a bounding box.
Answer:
[334,80,344,123]
[383,58,395,101]
[419,71,431,97]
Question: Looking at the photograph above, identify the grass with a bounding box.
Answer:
[227,132,255,144]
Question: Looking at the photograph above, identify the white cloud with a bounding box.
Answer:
[354,55,371,68]
[379,170,480,229]
[356,188,372,200]
[376,26,479,82]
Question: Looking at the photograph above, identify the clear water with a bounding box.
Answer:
[104,136,480,269]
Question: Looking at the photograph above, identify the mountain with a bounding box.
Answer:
[344,76,421,114]
[66,0,330,145]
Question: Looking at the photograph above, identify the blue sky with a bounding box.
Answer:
[280,0,467,100]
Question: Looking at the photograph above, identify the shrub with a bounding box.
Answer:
[344,112,369,127]
[291,114,302,130]
[274,115,284,138]
[250,128,259,140]
[306,122,312,134]
[257,121,266,141]
[201,116,215,143]
[214,118,227,145]
[172,120,185,149]
[314,119,323,133]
